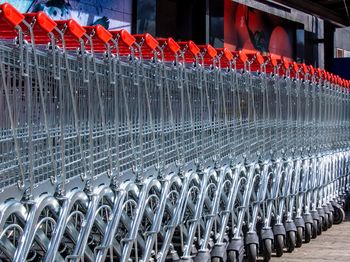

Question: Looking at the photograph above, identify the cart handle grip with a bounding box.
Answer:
[167,37,180,53]
[84,24,112,43]
[0,3,24,27]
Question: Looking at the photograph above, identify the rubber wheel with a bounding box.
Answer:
[317,217,323,235]
[227,250,237,262]
[304,223,312,243]
[328,212,333,228]
[286,231,296,252]
[323,214,329,231]
[262,238,272,262]
[296,227,303,248]
[312,220,318,239]
[274,235,284,257]
[333,206,345,224]
[211,257,221,262]
[246,244,257,262]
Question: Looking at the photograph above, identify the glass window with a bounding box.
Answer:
[135,0,156,35]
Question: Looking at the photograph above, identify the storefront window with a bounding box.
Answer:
[135,0,156,35]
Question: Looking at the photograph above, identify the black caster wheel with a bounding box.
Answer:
[317,217,323,235]
[227,250,237,262]
[333,206,345,224]
[286,231,296,252]
[328,212,333,228]
[296,227,303,248]
[246,244,257,262]
[304,223,312,243]
[312,220,318,239]
[274,235,284,257]
[262,239,272,262]
[323,215,329,231]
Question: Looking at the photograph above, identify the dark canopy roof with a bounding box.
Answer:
[273,0,350,27]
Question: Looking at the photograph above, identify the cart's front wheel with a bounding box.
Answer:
[286,231,296,252]
[296,227,303,248]
[274,235,284,257]
[328,212,334,228]
[262,239,272,262]
[246,244,257,262]
[323,214,329,231]
[305,223,312,243]
[312,220,318,239]
[317,217,323,235]
[227,250,237,262]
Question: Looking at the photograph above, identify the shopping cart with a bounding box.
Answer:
[0,3,349,262]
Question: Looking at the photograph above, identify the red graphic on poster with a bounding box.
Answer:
[224,0,295,59]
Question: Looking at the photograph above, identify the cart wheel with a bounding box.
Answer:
[246,244,257,262]
[317,217,323,235]
[274,235,284,257]
[328,212,333,228]
[333,206,345,224]
[312,220,318,239]
[286,231,296,252]
[304,223,312,243]
[211,257,221,262]
[262,239,272,262]
[227,250,237,262]
[323,214,329,231]
[296,227,303,248]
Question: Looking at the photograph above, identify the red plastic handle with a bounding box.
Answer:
[0,3,24,27]
[36,11,57,33]
[239,50,248,63]
[188,41,200,56]
[309,65,315,75]
[110,29,136,47]
[256,52,264,65]
[223,47,233,61]
[206,44,217,58]
[282,57,290,70]
[301,63,308,74]
[65,19,86,39]
[95,24,112,43]
[270,54,280,67]
[120,30,135,46]
[293,62,299,73]
[134,33,159,50]
[269,55,277,67]
[167,37,180,53]
[145,33,159,50]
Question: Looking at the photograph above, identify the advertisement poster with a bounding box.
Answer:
[224,0,301,59]
[0,0,131,30]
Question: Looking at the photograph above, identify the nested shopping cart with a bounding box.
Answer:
[0,2,349,262]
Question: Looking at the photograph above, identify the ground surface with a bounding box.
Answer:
[268,219,350,262]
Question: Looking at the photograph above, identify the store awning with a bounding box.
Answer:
[273,0,350,27]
